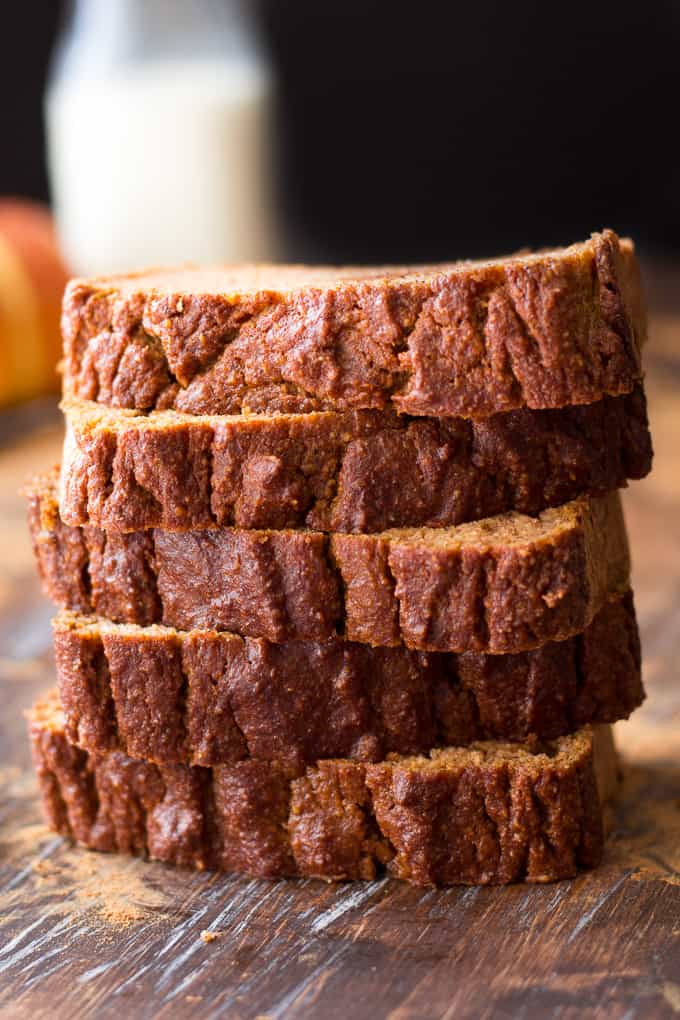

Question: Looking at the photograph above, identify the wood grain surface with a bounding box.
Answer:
[1,283,679,1019]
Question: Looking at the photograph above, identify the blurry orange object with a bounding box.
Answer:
[0,199,70,407]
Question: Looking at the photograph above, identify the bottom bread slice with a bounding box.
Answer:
[30,692,618,886]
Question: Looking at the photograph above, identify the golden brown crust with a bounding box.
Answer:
[61,231,645,419]
[30,692,615,886]
[50,596,642,766]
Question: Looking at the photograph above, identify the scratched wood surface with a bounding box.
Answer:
[1,280,680,1020]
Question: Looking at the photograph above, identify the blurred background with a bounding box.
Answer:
[0,0,677,407]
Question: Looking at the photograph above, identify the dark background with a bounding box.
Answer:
[0,1,675,262]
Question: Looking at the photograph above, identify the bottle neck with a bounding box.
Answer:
[55,0,262,75]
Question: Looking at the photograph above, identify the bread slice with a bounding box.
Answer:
[332,492,630,651]
[29,691,618,885]
[58,384,652,533]
[51,597,641,766]
[32,479,629,653]
[31,468,342,641]
[62,230,644,419]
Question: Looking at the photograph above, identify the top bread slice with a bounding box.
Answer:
[62,230,645,419]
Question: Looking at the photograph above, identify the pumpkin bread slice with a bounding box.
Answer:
[29,691,618,886]
[57,384,652,533]
[32,478,629,653]
[62,230,644,419]
[50,596,641,767]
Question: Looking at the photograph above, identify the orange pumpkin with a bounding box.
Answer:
[0,199,70,407]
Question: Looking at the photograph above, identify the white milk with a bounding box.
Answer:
[46,59,276,275]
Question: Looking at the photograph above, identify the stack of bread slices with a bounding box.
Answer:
[26,229,651,886]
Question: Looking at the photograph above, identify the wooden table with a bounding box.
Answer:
[1,283,679,1019]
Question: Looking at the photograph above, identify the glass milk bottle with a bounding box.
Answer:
[45,0,277,275]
